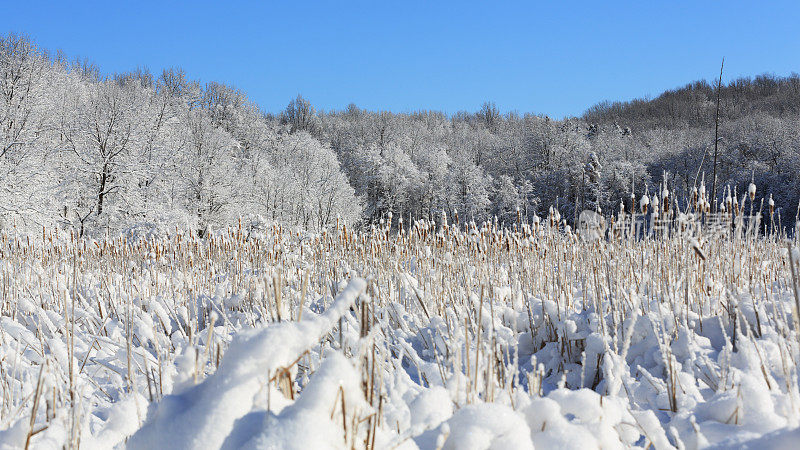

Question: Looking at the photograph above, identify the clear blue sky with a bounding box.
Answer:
[4,1,799,118]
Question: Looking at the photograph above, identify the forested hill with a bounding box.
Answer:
[2,33,798,236]
[583,73,800,130]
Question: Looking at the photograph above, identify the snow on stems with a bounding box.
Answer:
[0,217,799,449]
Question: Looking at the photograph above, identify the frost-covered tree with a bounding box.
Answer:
[0,34,55,226]
[492,175,522,225]
[281,95,317,134]
[57,75,149,234]
[448,150,492,222]
[268,132,360,228]
[177,109,236,235]
[584,151,603,212]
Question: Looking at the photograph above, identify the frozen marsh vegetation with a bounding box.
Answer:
[0,211,800,449]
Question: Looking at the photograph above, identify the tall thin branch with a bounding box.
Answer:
[711,57,724,209]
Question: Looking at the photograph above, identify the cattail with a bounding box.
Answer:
[630,191,636,215]
[640,192,649,214]
[748,182,756,202]
[725,188,733,213]
[698,174,707,207]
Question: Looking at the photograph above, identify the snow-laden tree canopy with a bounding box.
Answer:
[2,33,800,235]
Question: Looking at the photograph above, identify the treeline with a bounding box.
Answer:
[2,33,799,236]
[584,74,800,130]
[0,34,359,235]
[305,81,800,228]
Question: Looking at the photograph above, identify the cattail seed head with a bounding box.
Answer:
[769,194,774,216]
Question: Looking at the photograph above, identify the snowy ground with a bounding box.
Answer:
[1,219,800,449]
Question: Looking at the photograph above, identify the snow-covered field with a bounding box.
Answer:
[1,217,800,449]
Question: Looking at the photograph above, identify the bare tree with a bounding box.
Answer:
[281,95,316,134]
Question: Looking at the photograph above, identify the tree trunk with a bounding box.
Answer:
[97,162,108,216]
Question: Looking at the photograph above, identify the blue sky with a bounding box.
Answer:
[4,1,799,118]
